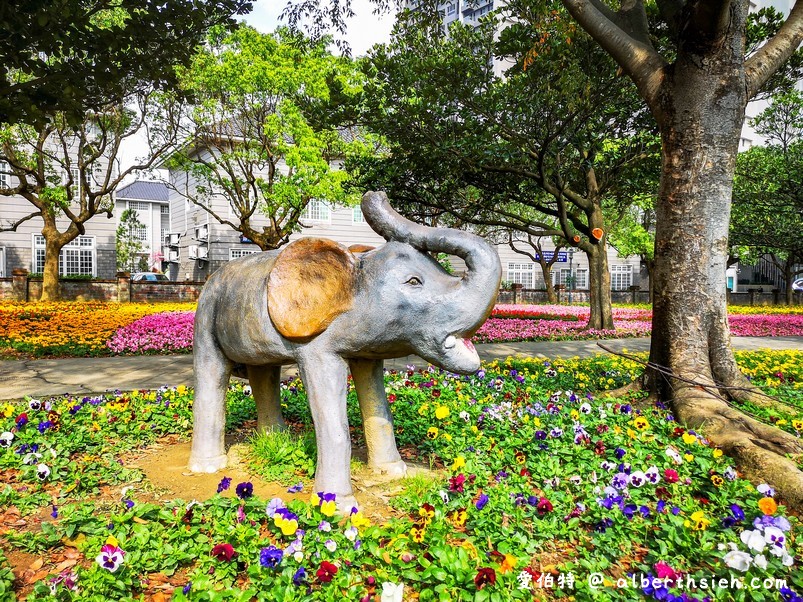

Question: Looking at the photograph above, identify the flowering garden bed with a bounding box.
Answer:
[0,303,802,357]
[0,351,801,600]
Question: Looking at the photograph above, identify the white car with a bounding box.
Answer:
[131,272,170,282]
[793,278,803,292]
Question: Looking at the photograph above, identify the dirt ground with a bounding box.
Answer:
[124,435,440,523]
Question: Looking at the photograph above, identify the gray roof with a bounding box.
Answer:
[116,180,169,202]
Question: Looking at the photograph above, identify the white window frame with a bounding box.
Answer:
[506,262,535,288]
[67,166,80,198]
[126,200,150,243]
[32,234,96,276]
[301,200,331,223]
[574,268,588,289]
[0,161,9,189]
[352,206,365,223]
[0,247,5,278]
[446,2,455,14]
[611,264,633,291]
[230,248,259,260]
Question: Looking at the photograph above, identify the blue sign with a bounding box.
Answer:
[240,235,255,244]
[533,251,568,262]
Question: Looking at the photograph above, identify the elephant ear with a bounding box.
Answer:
[268,238,357,341]
[348,244,375,253]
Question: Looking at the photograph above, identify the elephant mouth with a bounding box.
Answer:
[443,334,480,368]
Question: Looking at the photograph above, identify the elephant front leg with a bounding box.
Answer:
[350,359,407,479]
[298,352,356,512]
[246,365,287,433]
[189,337,233,473]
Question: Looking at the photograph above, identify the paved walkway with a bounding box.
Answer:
[1,336,800,401]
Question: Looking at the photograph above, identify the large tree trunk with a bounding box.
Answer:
[41,233,65,302]
[539,263,558,304]
[586,245,614,330]
[647,38,803,505]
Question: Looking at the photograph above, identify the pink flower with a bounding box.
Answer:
[654,561,679,583]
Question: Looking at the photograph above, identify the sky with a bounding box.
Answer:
[245,0,396,56]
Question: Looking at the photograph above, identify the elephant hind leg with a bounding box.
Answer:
[246,365,287,433]
[188,331,232,473]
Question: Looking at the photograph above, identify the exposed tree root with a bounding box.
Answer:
[672,385,803,510]
[594,343,803,508]
[600,376,658,410]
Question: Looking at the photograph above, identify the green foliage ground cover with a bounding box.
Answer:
[0,351,801,601]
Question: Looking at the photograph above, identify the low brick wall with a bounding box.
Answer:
[2,270,206,303]
[0,279,12,301]
[727,290,802,306]
[131,281,205,303]
[25,279,118,302]
[497,289,651,305]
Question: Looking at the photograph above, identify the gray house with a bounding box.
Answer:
[0,160,117,280]
[114,180,170,273]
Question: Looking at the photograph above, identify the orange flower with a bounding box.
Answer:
[499,554,518,574]
[758,497,777,516]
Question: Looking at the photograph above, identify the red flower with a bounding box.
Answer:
[317,561,338,583]
[664,469,679,483]
[211,543,236,561]
[388,394,396,403]
[448,474,466,493]
[475,567,497,590]
[432,389,441,398]
[536,497,553,515]
[655,486,671,500]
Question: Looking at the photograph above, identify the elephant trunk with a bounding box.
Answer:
[361,191,501,328]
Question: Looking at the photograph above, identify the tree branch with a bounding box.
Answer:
[0,210,41,233]
[746,1,803,99]
[561,0,667,116]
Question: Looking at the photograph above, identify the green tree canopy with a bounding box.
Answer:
[0,0,251,127]
[162,26,376,251]
[732,92,803,302]
[350,11,658,328]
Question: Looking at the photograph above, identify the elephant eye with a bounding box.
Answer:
[405,276,423,286]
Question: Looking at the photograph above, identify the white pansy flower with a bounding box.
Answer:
[723,550,752,572]
[381,582,404,602]
[740,529,767,553]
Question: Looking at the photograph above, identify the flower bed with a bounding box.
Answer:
[106,311,195,354]
[0,302,196,357]
[1,302,801,358]
[484,304,803,342]
[0,351,801,600]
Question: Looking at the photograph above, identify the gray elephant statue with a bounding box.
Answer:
[189,191,501,509]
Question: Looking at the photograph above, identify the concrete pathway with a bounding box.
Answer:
[1,336,800,401]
